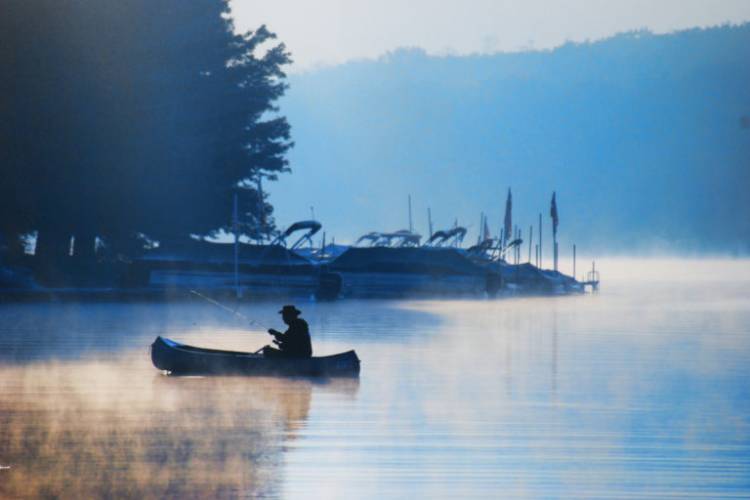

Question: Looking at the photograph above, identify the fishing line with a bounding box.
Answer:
[188,289,271,330]
[189,289,273,355]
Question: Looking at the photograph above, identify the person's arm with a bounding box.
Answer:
[268,328,284,338]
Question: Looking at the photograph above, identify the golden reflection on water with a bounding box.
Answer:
[0,352,356,499]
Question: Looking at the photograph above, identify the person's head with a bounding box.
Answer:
[279,305,301,324]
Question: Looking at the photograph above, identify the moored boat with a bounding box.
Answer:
[127,221,341,300]
[328,228,503,298]
[150,336,360,377]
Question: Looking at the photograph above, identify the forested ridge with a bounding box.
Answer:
[277,24,750,253]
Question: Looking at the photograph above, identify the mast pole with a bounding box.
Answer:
[517,227,521,264]
[516,227,521,264]
[408,195,413,233]
[516,227,520,264]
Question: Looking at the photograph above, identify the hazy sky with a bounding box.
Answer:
[229,0,750,71]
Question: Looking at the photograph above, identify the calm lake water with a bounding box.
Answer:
[1,259,749,499]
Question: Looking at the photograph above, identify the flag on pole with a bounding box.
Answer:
[503,188,512,247]
[550,191,559,239]
[478,212,484,244]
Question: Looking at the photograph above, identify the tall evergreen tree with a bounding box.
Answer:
[0,1,292,263]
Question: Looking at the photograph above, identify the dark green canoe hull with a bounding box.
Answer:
[151,336,360,377]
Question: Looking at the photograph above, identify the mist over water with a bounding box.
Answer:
[1,259,749,498]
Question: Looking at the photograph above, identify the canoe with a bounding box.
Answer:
[150,336,360,377]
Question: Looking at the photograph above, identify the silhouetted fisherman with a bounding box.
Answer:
[263,305,313,358]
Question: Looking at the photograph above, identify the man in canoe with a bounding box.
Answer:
[263,305,313,358]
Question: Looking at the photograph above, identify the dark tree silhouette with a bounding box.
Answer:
[0,1,292,268]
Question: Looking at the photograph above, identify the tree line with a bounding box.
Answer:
[0,0,292,264]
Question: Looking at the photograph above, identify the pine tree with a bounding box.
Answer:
[0,1,292,264]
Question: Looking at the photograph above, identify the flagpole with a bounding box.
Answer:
[551,192,559,272]
[499,229,504,259]
[528,225,533,263]
[477,212,484,245]
[538,213,542,269]
[503,188,512,252]
[554,241,558,272]
[573,244,576,279]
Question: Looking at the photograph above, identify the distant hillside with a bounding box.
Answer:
[270,25,750,255]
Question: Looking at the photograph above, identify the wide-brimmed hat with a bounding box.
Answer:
[278,305,301,316]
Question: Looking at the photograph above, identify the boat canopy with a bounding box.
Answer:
[272,220,322,250]
[505,238,523,248]
[467,238,498,255]
[356,232,383,246]
[383,230,422,247]
[356,230,422,248]
[426,226,467,247]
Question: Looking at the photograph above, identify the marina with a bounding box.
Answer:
[0,198,600,302]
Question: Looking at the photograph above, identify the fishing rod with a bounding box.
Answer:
[188,289,270,331]
[189,289,273,354]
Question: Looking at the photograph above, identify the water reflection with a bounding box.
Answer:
[1,260,749,498]
[0,354,319,498]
